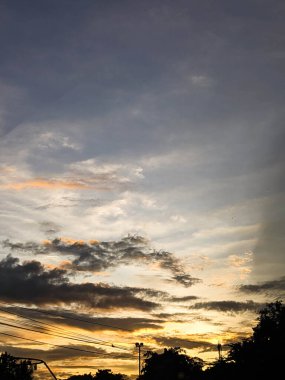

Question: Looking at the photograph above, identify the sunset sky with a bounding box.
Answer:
[0,1,284,379]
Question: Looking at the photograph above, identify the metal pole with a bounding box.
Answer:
[135,342,143,377]
[217,342,222,360]
[14,357,58,379]
[42,360,58,380]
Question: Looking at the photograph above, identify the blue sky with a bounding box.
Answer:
[0,1,284,378]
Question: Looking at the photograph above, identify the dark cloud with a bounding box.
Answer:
[54,315,164,332]
[170,274,201,287]
[2,235,201,287]
[2,239,47,254]
[190,300,262,313]
[168,295,199,303]
[187,312,225,326]
[153,336,216,353]
[0,343,133,364]
[239,276,285,296]
[151,311,224,327]
[151,312,189,320]
[0,305,165,332]
[39,221,62,236]
[0,343,107,362]
[0,255,159,311]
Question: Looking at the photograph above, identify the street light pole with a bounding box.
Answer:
[135,342,143,377]
[14,357,57,380]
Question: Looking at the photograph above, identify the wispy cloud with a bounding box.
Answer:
[153,336,216,352]
[0,305,165,332]
[1,178,91,190]
[239,277,285,295]
[0,158,144,192]
[0,344,111,363]
[190,300,263,313]
[190,75,214,88]
[168,295,199,303]
[37,131,81,151]
[227,251,253,279]
[228,252,253,268]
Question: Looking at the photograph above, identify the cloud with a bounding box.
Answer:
[228,252,253,268]
[0,343,135,363]
[190,300,262,313]
[227,251,253,279]
[1,178,91,190]
[37,131,81,151]
[2,235,201,288]
[39,221,62,236]
[0,305,165,332]
[0,255,160,311]
[153,336,216,353]
[168,295,199,303]
[190,75,213,88]
[36,197,105,210]
[170,273,201,287]
[2,240,48,254]
[0,158,143,192]
[239,276,285,296]
[192,225,259,242]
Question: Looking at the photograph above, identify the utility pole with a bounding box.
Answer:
[135,342,143,377]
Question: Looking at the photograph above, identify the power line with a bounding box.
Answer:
[0,319,122,351]
[14,305,134,332]
[0,331,127,357]
[0,318,132,353]
[0,307,131,351]
[0,304,162,353]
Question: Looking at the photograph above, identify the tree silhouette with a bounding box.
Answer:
[0,352,34,380]
[66,374,94,380]
[230,301,284,378]
[94,369,126,379]
[66,369,126,380]
[206,300,285,379]
[204,357,236,380]
[140,347,204,380]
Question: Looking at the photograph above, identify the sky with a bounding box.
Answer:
[0,0,284,378]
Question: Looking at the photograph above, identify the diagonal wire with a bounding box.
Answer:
[0,307,131,351]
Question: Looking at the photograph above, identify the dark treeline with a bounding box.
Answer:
[1,301,284,380]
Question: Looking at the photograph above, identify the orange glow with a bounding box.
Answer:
[1,178,90,190]
[58,260,73,268]
[60,237,86,245]
[0,165,17,174]
[42,239,52,246]
[89,239,100,245]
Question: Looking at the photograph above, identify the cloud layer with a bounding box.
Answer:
[190,300,262,313]
[2,235,201,287]
[0,255,160,311]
